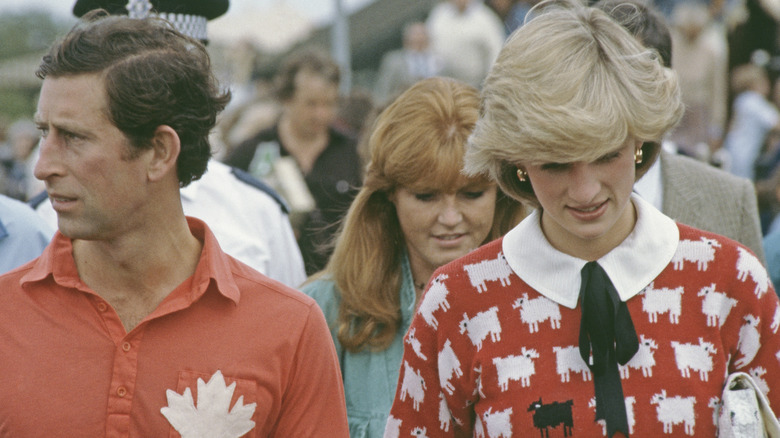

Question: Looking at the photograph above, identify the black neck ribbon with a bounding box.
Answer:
[578,261,639,437]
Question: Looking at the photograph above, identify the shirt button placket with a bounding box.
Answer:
[106,334,142,436]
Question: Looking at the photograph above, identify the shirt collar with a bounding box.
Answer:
[502,194,679,309]
[21,217,241,305]
[399,250,418,323]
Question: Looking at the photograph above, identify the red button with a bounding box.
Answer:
[97,302,108,312]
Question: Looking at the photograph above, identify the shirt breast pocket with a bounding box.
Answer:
[164,369,258,438]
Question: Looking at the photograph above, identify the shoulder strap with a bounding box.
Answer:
[229,166,290,215]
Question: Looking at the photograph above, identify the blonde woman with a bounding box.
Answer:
[302,77,525,437]
[386,1,780,436]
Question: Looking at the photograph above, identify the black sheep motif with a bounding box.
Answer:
[527,398,574,437]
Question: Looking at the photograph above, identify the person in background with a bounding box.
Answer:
[0,10,348,436]
[58,0,306,287]
[374,22,442,105]
[426,0,506,88]
[303,77,526,437]
[0,194,53,274]
[597,0,766,264]
[765,188,780,293]
[723,62,780,181]
[667,1,728,160]
[0,119,44,201]
[487,0,537,35]
[385,1,779,435]
[225,48,363,275]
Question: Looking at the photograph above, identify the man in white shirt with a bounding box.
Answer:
[426,0,506,88]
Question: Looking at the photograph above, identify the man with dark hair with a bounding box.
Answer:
[31,0,307,287]
[226,48,363,275]
[0,10,348,436]
[596,0,767,264]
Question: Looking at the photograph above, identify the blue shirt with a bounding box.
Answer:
[0,195,53,274]
[764,229,780,295]
[301,252,417,438]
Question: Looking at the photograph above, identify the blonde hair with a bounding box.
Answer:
[465,0,683,208]
[324,77,525,352]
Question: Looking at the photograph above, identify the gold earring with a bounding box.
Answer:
[517,168,527,182]
[634,148,643,164]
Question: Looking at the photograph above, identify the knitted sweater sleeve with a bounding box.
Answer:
[384,266,480,437]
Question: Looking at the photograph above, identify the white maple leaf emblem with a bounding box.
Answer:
[161,370,257,438]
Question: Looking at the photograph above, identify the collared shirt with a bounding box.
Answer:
[633,141,678,211]
[0,194,53,274]
[502,194,679,308]
[0,218,348,437]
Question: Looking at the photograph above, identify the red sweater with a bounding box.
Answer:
[385,223,780,437]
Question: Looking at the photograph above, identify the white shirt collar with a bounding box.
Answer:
[633,141,678,210]
[502,194,679,309]
[633,159,663,210]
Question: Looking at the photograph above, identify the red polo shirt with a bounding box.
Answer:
[0,218,348,437]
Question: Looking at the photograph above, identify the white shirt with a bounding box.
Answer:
[502,194,679,309]
[426,0,506,88]
[36,160,306,288]
[633,141,678,210]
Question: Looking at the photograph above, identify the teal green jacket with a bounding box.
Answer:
[301,254,417,438]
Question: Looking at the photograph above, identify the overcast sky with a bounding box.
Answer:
[0,0,373,25]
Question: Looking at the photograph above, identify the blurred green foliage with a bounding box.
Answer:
[0,9,74,125]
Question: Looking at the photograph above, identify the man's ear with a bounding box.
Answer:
[147,125,180,182]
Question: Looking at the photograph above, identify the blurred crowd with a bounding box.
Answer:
[5,0,780,237]
[0,0,779,278]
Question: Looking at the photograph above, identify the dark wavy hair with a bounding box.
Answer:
[36,10,231,186]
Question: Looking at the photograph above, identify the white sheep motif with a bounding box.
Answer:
[749,366,770,395]
[589,396,636,435]
[438,393,451,432]
[708,397,721,426]
[552,345,592,382]
[438,339,463,395]
[641,282,683,324]
[619,334,658,378]
[698,283,737,328]
[400,361,427,411]
[483,407,513,438]
[384,415,402,438]
[406,329,427,361]
[772,306,780,334]
[417,274,450,329]
[410,427,428,437]
[512,293,562,333]
[671,337,717,381]
[492,347,539,390]
[736,247,770,298]
[474,412,485,438]
[671,237,721,271]
[459,306,502,350]
[651,390,696,435]
[735,314,761,368]
[463,252,513,293]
